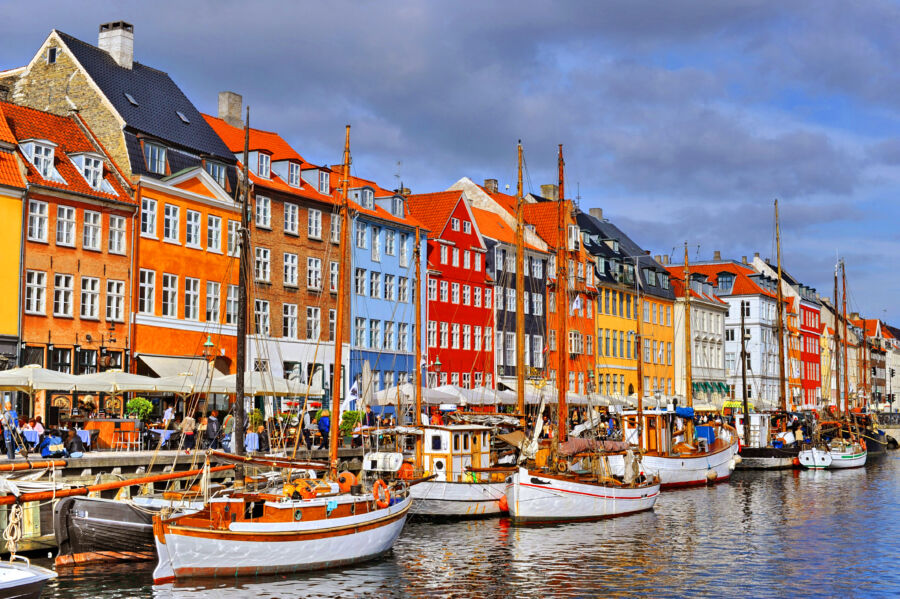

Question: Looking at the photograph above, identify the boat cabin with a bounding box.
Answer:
[733,413,771,448]
[621,409,677,455]
[422,424,491,482]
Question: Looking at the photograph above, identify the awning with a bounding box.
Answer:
[137,355,214,378]
[718,382,730,394]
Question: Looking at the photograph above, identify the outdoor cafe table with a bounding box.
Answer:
[150,429,175,446]
[22,430,40,445]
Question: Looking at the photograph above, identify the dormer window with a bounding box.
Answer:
[205,160,226,188]
[392,197,404,217]
[288,162,301,187]
[176,110,190,124]
[659,273,669,290]
[361,188,374,210]
[144,142,167,175]
[31,142,55,178]
[83,155,104,189]
[318,171,330,194]
[258,153,271,178]
[567,225,579,250]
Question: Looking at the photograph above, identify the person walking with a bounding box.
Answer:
[222,410,235,452]
[181,413,196,452]
[2,401,19,460]
[301,409,313,449]
[317,409,330,449]
[207,410,221,449]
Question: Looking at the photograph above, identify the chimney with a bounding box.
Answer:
[218,91,243,128]
[483,179,498,193]
[541,184,559,200]
[850,312,860,320]
[589,207,603,220]
[713,250,721,261]
[98,21,134,69]
[654,255,661,263]
[400,187,411,197]
[663,255,669,265]
[753,252,760,260]
[741,255,748,264]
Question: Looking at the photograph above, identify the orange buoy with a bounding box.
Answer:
[792,457,800,467]
[337,471,358,493]
[498,494,509,513]
[373,479,390,508]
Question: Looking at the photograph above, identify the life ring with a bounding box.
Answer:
[337,471,358,493]
[373,479,390,509]
[556,461,568,473]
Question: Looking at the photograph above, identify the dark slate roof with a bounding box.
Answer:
[57,31,234,163]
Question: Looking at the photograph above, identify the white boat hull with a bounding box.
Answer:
[799,444,867,469]
[608,437,739,488]
[504,467,659,522]
[409,480,506,517]
[153,496,411,582]
[799,448,832,469]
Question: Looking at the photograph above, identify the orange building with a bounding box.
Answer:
[2,101,134,418]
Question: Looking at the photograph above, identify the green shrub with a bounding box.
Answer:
[339,410,362,436]
[125,397,154,421]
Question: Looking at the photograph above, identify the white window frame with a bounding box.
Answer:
[284,253,299,287]
[108,215,126,254]
[226,285,239,324]
[227,220,240,257]
[283,303,298,339]
[53,273,74,317]
[24,270,46,314]
[254,299,270,335]
[288,162,301,187]
[258,153,271,178]
[284,203,299,235]
[255,196,271,228]
[161,273,178,318]
[306,257,322,290]
[163,204,180,243]
[306,307,321,340]
[79,276,100,319]
[185,209,201,248]
[184,277,200,320]
[207,214,222,252]
[330,261,339,293]
[82,210,101,251]
[56,205,76,246]
[206,281,220,322]
[141,198,157,237]
[145,142,167,175]
[27,200,48,242]
[255,247,271,282]
[139,269,155,314]
[106,279,125,322]
[307,208,322,239]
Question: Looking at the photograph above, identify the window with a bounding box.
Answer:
[355,318,367,347]
[384,321,395,350]
[464,251,471,269]
[329,309,336,340]
[355,269,367,295]
[56,206,75,246]
[283,253,298,286]
[330,262,339,292]
[145,142,166,175]
[50,348,71,374]
[474,326,482,351]
[255,247,270,281]
[308,208,322,239]
[440,245,448,264]
[399,277,409,303]
[163,204,179,242]
[306,307,321,340]
[440,322,449,348]
[463,285,470,305]
[106,279,125,322]
[47,46,57,64]
[475,254,481,271]
[464,221,472,234]
[25,270,46,314]
[318,171,330,194]
[452,248,459,267]
[162,274,178,317]
[278,203,298,235]
[370,320,382,349]
[207,215,221,251]
[226,285,238,324]
[361,189,374,209]
[549,330,557,351]
[463,325,471,350]
[139,270,155,314]
[399,234,409,267]
[288,162,301,187]
[53,274,73,316]
[398,323,409,352]
[440,281,449,302]
[356,221,367,248]
[307,257,322,290]
[384,274,396,301]
[185,210,201,247]
[227,221,240,256]
[372,226,381,261]
[451,218,460,231]
[141,198,157,236]
[452,324,460,349]
[80,276,99,319]
[258,153,271,178]
[534,293,543,316]
[485,327,492,352]
[254,299,270,335]
[385,230,396,255]
[370,272,382,298]
[505,332,516,366]
[485,288,492,309]
[205,161,226,187]
[184,277,200,320]
[255,196,271,228]
[523,292,529,314]
[452,283,460,304]
[534,335,544,368]
[30,142,55,179]
[428,279,437,301]
[27,200,48,241]
[331,214,341,243]
[82,155,104,190]
[108,215,126,254]
[428,321,437,347]
[282,303,298,338]
[474,287,482,307]
[742,301,751,318]
[206,281,220,322]
[507,288,515,311]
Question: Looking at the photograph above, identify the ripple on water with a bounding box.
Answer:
[39,456,900,598]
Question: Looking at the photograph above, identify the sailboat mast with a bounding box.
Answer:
[556,145,568,442]
[635,255,644,449]
[234,106,250,463]
[740,307,749,447]
[774,199,787,416]
[329,125,352,478]
[841,261,850,414]
[515,141,526,418]
[833,264,842,418]
[414,224,423,467]
[683,242,694,442]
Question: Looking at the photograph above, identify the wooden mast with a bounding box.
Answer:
[635,255,644,449]
[414,224,423,468]
[515,141,526,419]
[833,264,842,418]
[234,106,250,474]
[740,306,750,447]
[556,144,568,442]
[329,125,352,478]
[683,242,694,443]
[841,261,851,415]
[774,199,788,416]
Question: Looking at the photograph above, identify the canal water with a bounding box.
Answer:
[40,455,900,598]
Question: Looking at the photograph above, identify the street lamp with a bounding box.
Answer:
[432,357,442,388]
[202,335,216,361]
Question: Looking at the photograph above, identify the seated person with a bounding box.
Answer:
[37,431,67,458]
[33,417,45,435]
[65,429,85,458]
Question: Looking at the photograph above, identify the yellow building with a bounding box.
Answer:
[640,291,676,399]
[0,109,26,366]
[595,283,639,398]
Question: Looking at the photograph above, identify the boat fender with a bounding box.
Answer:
[706,469,717,483]
[556,461,568,473]
[729,458,736,471]
[733,454,742,465]
[373,479,390,509]
[792,457,800,466]
[860,439,866,451]
[498,495,509,513]
[337,471,358,493]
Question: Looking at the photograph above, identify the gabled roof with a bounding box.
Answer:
[523,201,568,247]
[0,100,130,201]
[470,207,545,252]
[328,166,396,198]
[326,168,425,230]
[56,31,233,162]
[406,191,464,237]
[687,262,780,299]
[665,267,728,305]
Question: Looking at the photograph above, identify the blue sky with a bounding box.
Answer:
[3,1,899,322]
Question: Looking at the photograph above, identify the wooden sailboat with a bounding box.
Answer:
[504,145,660,522]
[613,243,739,486]
[407,143,527,517]
[152,124,412,583]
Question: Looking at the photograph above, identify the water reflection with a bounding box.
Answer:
[41,457,900,598]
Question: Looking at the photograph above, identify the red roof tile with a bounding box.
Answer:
[686,262,779,299]
[0,101,130,201]
[0,151,25,189]
[665,268,728,305]
[470,207,544,252]
[523,201,570,247]
[406,191,463,237]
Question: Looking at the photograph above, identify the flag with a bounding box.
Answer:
[657,344,664,362]
[570,295,582,313]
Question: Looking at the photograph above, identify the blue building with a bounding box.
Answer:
[345,176,428,412]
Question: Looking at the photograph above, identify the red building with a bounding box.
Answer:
[407,191,493,388]
[798,297,822,409]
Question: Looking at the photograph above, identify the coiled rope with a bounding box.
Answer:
[3,503,23,557]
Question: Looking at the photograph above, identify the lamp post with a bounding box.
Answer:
[431,357,442,388]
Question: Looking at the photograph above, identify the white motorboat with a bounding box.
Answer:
[0,556,57,599]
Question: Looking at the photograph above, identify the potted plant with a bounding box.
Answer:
[125,396,154,423]
[339,410,362,446]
